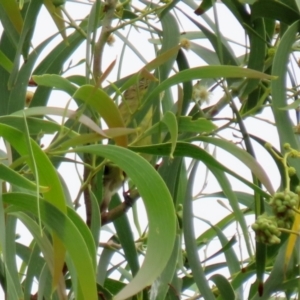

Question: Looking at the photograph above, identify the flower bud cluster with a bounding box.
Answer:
[251,215,281,245]
[270,191,299,229]
[252,190,299,245]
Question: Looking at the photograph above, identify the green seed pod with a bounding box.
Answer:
[269,235,281,244]
[269,225,277,232]
[288,167,296,177]
[276,205,287,213]
[286,209,295,218]
[277,219,284,227]
[274,192,285,200]
[265,229,272,237]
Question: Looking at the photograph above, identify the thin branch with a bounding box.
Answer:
[101,192,138,225]
[93,0,117,83]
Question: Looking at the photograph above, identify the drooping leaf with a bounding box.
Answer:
[72,144,177,300]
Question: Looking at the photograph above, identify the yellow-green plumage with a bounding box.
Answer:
[101,163,125,212]
[118,78,152,146]
[101,78,153,212]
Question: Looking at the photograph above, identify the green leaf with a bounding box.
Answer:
[43,0,67,41]
[13,106,109,137]
[161,111,178,158]
[0,163,48,193]
[154,235,180,300]
[145,66,276,105]
[72,144,177,300]
[240,18,267,113]
[194,136,275,195]
[131,142,254,254]
[131,143,270,198]
[0,124,67,212]
[0,116,61,135]
[8,0,42,88]
[32,74,77,96]
[209,274,235,300]
[178,8,239,66]
[73,85,126,146]
[111,195,139,277]
[178,116,217,133]
[0,50,13,73]
[0,0,23,34]
[4,193,98,300]
[271,19,300,277]
[194,0,213,15]
[251,0,300,24]
[0,123,67,287]
[183,162,215,298]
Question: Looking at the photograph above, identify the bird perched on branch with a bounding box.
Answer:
[101,77,153,212]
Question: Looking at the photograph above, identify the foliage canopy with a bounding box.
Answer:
[1,0,300,299]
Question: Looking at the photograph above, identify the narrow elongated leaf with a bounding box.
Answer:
[73,144,177,300]
[251,0,300,24]
[154,235,180,300]
[183,162,215,298]
[271,20,300,276]
[210,274,235,300]
[145,66,275,105]
[0,0,23,34]
[0,163,48,192]
[161,111,178,158]
[132,142,253,254]
[0,50,13,73]
[195,136,275,194]
[0,116,61,135]
[194,0,213,15]
[0,123,67,288]
[32,74,77,96]
[131,143,270,198]
[73,85,126,146]
[43,0,67,41]
[13,106,109,137]
[178,116,217,133]
[111,195,139,277]
[4,193,97,300]
[8,0,41,88]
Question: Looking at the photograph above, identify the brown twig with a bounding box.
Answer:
[101,192,137,225]
[93,0,117,84]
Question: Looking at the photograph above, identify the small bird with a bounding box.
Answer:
[119,77,152,131]
[101,77,152,212]
[101,163,126,212]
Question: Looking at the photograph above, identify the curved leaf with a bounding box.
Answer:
[4,193,97,300]
[0,123,67,287]
[145,66,276,105]
[73,85,126,146]
[72,144,177,300]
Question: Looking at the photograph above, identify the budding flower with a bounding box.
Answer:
[25,90,34,107]
[180,38,191,50]
[283,143,291,150]
[192,81,211,105]
[107,34,115,46]
[288,167,296,177]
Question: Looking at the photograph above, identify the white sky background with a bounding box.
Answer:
[1,0,296,297]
